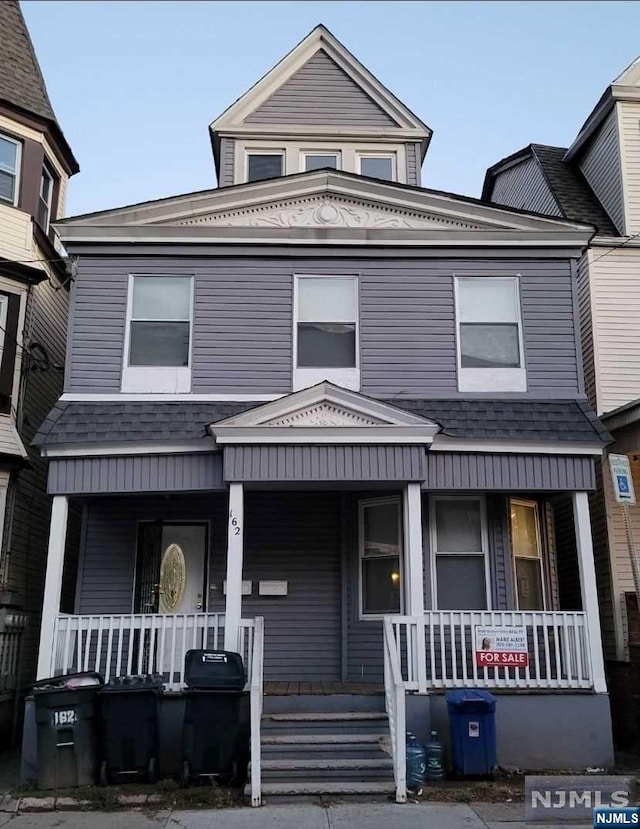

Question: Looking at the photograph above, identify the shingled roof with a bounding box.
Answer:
[0,1,57,122]
[33,399,611,448]
[530,144,619,236]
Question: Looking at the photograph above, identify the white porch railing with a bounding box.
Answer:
[391,611,593,693]
[0,610,28,694]
[50,613,257,689]
[249,616,264,807]
[383,617,407,804]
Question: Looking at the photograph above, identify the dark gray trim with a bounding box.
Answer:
[340,493,348,682]
[423,453,595,491]
[48,453,225,495]
[73,503,88,614]
[570,258,586,396]
[223,445,426,483]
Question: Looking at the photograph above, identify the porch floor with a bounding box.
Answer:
[263,682,384,695]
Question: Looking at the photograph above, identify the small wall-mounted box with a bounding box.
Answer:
[222,580,252,596]
[259,580,288,596]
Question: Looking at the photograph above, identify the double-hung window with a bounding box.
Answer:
[431,497,489,610]
[0,134,21,206]
[37,165,54,230]
[510,499,545,610]
[360,497,403,617]
[247,151,284,183]
[293,274,359,391]
[122,275,193,393]
[455,276,526,392]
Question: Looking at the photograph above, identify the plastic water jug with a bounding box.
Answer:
[406,732,426,790]
[424,730,446,781]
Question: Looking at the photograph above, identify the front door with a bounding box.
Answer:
[158,524,207,614]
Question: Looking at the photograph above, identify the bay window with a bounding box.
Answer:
[360,497,403,617]
[431,497,489,610]
[455,276,526,392]
[37,165,54,230]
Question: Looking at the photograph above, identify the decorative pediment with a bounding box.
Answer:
[209,382,441,446]
[175,194,482,231]
[264,402,383,428]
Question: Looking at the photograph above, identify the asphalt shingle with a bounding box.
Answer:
[33,399,611,448]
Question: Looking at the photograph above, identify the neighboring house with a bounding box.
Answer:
[0,0,79,740]
[33,26,612,799]
[483,58,640,702]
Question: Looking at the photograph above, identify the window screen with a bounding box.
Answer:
[129,276,191,367]
[296,277,357,368]
[458,278,521,369]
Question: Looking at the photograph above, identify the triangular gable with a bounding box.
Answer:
[211,25,429,138]
[209,382,440,445]
[56,170,596,237]
[244,49,397,128]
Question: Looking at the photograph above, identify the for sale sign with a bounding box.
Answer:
[475,626,528,668]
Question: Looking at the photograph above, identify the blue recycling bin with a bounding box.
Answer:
[446,689,496,777]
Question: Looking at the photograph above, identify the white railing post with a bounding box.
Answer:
[37,496,68,679]
[572,491,607,693]
[383,617,407,803]
[250,616,264,807]
[224,483,244,652]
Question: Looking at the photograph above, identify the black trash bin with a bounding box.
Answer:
[98,674,164,785]
[33,672,103,789]
[182,650,248,786]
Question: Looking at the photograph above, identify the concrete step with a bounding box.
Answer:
[261,711,388,735]
[247,781,396,797]
[260,757,393,782]
[263,693,386,715]
[263,742,389,761]
[261,733,388,745]
[265,712,388,722]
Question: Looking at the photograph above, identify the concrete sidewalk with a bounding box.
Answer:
[0,801,591,828]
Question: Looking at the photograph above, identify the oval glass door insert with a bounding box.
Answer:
[159,542,186,612]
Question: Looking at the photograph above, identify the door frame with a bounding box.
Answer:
[132,519,210,613]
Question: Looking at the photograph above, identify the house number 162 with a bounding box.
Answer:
[230,516,241,536]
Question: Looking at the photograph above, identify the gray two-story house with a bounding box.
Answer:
[32,26,613,800]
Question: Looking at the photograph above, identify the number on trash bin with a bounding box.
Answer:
[52,709,78,727]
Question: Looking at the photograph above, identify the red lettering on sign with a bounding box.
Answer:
[475,651,529,667]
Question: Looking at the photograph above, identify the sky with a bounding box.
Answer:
[21,0,640,217]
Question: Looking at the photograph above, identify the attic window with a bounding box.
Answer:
[0,134,21,206]
[247,152,284,183]
[303,153,339,172]
[357,153,395,182]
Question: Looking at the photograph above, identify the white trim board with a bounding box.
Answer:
[430,437,604,456]
[60,393,282,403]
[40,441,217,459]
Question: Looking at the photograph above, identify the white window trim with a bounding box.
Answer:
[235,140,407,184]
[454,274,527,393]
[0,133,21,207]
[510,497,547,611]
[292,273,360,392]
[245,148,286,183]
[355,151,397,182]
[359,495,404,620]
[429,495,492,611]
[299,150,341,173]
[121,274,194,394]
[37,164,54,231]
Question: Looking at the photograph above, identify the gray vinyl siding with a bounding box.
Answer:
[405,142,421,187]
[244,50,397,127]
[78,492,342,680]
[223,445,426,483]
[208,492,342,681]
[68,256,581,398]
[489,157,562,216]
[48,453,225,495]
[8,272,74,688]
[579,108,625,234]
[217,138,236,188]
[577,252,597,410]
[423,453,595,491]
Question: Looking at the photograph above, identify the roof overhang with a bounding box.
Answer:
[601,398,640,433]
[54,169,595,250]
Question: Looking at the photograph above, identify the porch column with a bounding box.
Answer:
[572,491,607,693]
[403,483,425,615]
[36,495,68,679]
[224,483,244,652]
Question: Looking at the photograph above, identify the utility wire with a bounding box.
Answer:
[591,230,640,264]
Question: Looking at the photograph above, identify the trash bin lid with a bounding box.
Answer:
[445,689,496,712]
